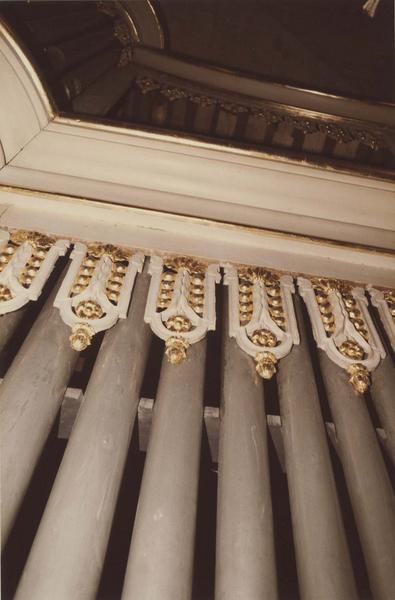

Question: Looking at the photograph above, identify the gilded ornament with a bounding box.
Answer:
[249,329,278,348]
[347,363,370,394]
[267,296,282,307]
[165,337,190,365]
[75,300,104,320]
[344,296,357,308]
[240,302,254,313]
[0,284,13,301]
[165,315,192,333]
[161,87,188,102]
[86,243,129,263]
[312,278,336,294]
[239,282,252,293]
[315,291,328,304]
[108,291,120,303]
[69,323,95,352]
[164,256,206,275]
[383,291,395,322]
[338,340,365,360]
[254,351,278,379]
[10,230,55,249]
[273,316,286,328]
[266,286,281,298]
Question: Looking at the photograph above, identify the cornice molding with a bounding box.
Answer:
[0,22,394,260]
[0,187,394,288]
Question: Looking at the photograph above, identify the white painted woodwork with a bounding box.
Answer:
[368,287,395,353]
[224,266,299,362]
[0,230,69,314]
[0,24,394,256]
[144,256,220,346]
[1,117,394,251]
[0,188,394,288]
[0,22,52,163]
[54,242,144,339]
[298,278,386,373]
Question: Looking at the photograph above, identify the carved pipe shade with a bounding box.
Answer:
[298,277,385,393]
[224,265,299,379]
[0,229,69,314]
[54,242,144,351]
[144,255,220,364]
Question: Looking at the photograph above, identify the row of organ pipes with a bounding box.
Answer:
[0,230,394,600]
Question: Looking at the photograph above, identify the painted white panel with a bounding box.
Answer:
[0,23,52,162]
[6,125,395,238]
[2,164,394,251]
[0,188,394,287]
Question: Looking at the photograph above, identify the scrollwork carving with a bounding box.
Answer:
[144,255,220,364]
[298,277,385,393]
[54,242,144,351]
[0,229,69,314]
[224,266,299,379]
[368,286,395,352]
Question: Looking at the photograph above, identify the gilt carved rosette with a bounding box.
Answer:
[367,286,395,353]
[54,242,144,351]
[144,255,221,364]
[224,266,300,379]
[0,229,69,314]
[298,277,385,393]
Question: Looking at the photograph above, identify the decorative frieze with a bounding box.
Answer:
[0,229,69,314]
[224,266,299,379]
[135,75,383,150]
[144,256,220,364]
[54,242,144,351]
[368,286,395,352]
[298,277,385,393]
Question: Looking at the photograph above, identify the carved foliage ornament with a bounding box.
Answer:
[368,286,395,353]
[54,242,144,351]
[135,76,382,150]
[298,277,385,393]
[144,256,220,364]
[0,229,69,314]
[224,266,299,379]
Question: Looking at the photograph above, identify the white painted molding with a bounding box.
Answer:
[298,277,385,373]
[368,286,395,353]
[0,21,52,164]
[54,243,144,350]
[0,23,394,252]
[144,256,220,356]
[1,116,394,251]
[224,265,299,366]
[0,187,394,288]
[0,229,69,314]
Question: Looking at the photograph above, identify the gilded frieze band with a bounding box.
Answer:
[1,228,390,392]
